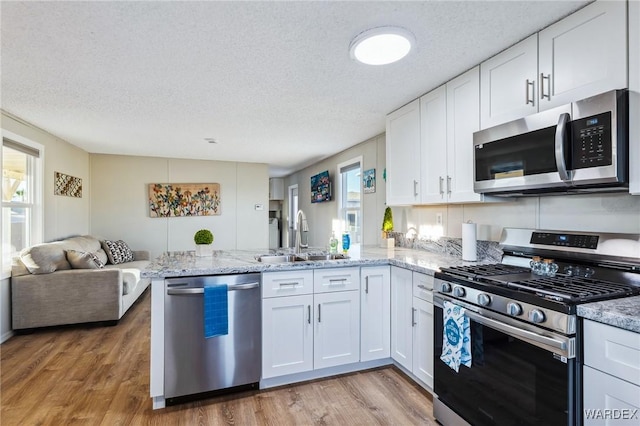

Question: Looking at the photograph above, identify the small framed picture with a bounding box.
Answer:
[363,169,376,193]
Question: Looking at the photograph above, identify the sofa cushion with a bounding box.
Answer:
[66,250,105,269]
[104,261,149,295]
[101,240,134,265]
[20,241,72,274]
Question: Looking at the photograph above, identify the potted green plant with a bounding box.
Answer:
[381,207,395,248]
[194,229,214,257]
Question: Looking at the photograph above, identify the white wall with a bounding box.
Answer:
[1,112,90,342]
[283,134,387,249]
[90,154,268,259]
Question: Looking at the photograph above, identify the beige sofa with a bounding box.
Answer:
[11,235,150,330]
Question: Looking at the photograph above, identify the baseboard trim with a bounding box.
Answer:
[1,330,15,344]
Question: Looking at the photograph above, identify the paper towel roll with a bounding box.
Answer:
[462,222,477,261]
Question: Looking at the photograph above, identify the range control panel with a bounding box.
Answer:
[572,111,612,169]
[530,232,599,249]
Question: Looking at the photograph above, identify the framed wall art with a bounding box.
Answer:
[54,172,82,198]
[149,183,221,217]
[363,168,376,193]
[311,170,331,203]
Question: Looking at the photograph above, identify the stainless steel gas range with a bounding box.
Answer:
[433,228,640,426]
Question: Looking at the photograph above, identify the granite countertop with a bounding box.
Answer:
[577,296,640,333]
[141,246,484,279]
[142,245,640,333]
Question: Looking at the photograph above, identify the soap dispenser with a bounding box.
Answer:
[329,231,338,254]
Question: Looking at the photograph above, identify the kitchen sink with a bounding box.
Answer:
[256,254,306,263]
[256,253,349,263]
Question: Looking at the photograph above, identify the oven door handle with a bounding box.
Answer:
[462,309,570,355]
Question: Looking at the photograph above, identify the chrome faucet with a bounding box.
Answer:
[294,209,309,253]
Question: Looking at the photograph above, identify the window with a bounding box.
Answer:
[2,136,43,276]
[337,157,362,245]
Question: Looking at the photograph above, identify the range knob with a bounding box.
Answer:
[477,293,491,306]
[529,309,546,324]
[453,286,466,297]
[507,302,523,316]
[440,282,452,293]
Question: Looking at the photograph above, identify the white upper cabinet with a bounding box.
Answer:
[538,0,627,109]
[480,1,627,129]
[446,66,483,203]
[386,99,421,205]
[480,34,538,129]
[420,85,448,204]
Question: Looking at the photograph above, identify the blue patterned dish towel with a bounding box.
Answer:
[204,284,228,338]
[440,300,472,372]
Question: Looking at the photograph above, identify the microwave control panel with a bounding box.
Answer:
[572,111,612,169]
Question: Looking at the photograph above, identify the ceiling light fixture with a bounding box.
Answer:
[349,26,415,65]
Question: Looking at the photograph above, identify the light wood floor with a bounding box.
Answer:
[1,289,437,425]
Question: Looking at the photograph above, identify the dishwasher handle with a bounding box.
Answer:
[167,282,259,295]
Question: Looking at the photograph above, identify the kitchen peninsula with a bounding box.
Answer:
[143,245,640,411]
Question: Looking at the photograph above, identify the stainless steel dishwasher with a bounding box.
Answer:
[164,273,261,402]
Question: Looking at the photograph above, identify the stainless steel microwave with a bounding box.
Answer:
[473,89,628,196]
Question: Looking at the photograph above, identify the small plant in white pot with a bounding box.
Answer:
[194,229,214,257]
[381,207,395,249]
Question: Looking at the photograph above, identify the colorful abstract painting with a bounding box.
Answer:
[148,183,221,217]
[54,172,82,198]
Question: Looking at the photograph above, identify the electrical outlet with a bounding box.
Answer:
[436,213,443,225]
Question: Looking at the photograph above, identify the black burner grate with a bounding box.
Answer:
[507,275,640,302]
[440,264,529,278]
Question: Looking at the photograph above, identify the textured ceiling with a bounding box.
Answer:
[1,1,589,177]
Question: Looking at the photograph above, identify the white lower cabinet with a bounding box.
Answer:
[583,319,640,425]
[360,266,391,362]
[314,290,360,369]
[391,266,434,388]
[262,268,360,379]
[262,294,313,378]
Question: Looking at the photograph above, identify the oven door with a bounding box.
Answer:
[434,294,580,426]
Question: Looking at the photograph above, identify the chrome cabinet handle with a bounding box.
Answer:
[540,73,550,100]
[329,278,347,284]
[439,176,444,195]
[446,176,452,195]
[555,112,571,182]
[279,282,298,287]
[318,304,321,323]
[365,276,369,294]
[411,307,417,327]
[167,282,259,295]
[307,305,311,324]
[417,284,430,291]
[526,79,535,106]
[413,180,418,197]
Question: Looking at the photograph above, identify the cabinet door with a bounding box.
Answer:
[583,366,640,426]
[480,34,538,129]
[386,99,421,205]
[412,297,434,388]
[360,266,391,362]
[314,291,360,369]
[584,320,640,386]
[262,294,313,378]
[391,266,413,370]
[446,66,483,203]
[420,85,448,203]
[538,0,627,110]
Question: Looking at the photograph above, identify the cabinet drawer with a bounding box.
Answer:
[262,270,314,298]
[314,267,360,293]
[413,272,434,302]
[583,365,640,426]
[584,320,640,386]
